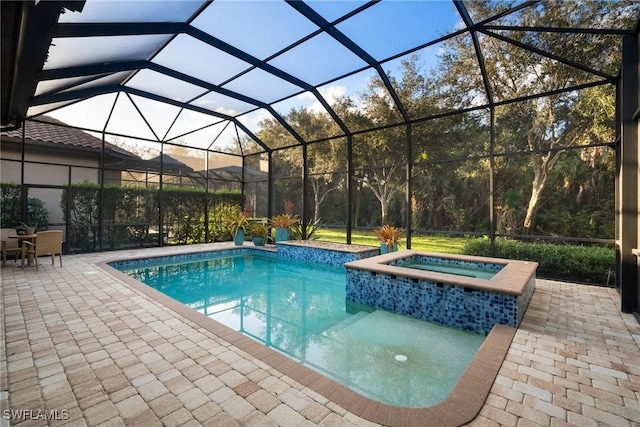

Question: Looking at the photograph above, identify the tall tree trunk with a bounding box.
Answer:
[311,178,321,222]
[523,178,543,233]
[523,150,562,234]
[361,164,402,226]
[354,182,361,227]
[314,185,320,222]
[381,200,388,225]
[310,176,338,222]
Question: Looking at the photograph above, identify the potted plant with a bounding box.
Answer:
[17,222,38,236]
[226,211,249,246]
[249,222,269,247]
[374,224,404,254]
[290,218,321,241]
[269,214,299,242]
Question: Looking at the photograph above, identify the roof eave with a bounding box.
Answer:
[1,1,85,129]
[0,134,139,161]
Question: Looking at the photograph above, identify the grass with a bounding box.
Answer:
[313,228,468,254]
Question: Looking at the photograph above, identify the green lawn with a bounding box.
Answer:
[313,228,468,254]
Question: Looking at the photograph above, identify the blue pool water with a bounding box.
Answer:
[114,252,485,407]
[397,260,499,280]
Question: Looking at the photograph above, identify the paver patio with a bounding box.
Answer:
[1,242,639,426]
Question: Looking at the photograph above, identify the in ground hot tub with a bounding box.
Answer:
[344,250,537,335]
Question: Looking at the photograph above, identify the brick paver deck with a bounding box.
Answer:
[2,243,639,426]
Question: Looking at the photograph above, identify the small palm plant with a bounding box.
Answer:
[269,214,299,242]
[249,222,269,246]
[226,211,249,245]
[374,224,404,254]
[291,218,321,240]
[269,213,299,229]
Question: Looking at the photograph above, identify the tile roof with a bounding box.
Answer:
[1,116,140,159]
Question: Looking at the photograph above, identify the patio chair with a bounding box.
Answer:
[1,228,21,267]
[21,230,63,271]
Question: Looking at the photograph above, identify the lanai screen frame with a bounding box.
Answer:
[2,0,639,315]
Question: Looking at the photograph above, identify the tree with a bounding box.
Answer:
[355,135,405,226]
[344,61,418,225]
[411,111,490,232]
[109,136,158,159]
[354,55,491,228]
[436,0,632,233]
[308,143,345,222]
[258,107,345,221]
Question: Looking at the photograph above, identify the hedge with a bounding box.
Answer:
[463,238,616,286]
[62,182,244,253]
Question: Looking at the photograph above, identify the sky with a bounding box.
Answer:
[38,0,465,153]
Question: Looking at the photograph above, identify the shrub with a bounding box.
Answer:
[0,182,49,229]
[463,238,615,286]
[208,198,244,242]
[61,182,243,251]
[291,218,321,240]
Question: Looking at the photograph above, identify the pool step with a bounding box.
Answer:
[323,311,370,337]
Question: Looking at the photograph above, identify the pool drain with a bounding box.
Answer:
[394,354,408,362]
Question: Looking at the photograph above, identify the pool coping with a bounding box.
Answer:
[97,248,516,427]
[345,250,538,296]
[276,240,379,254]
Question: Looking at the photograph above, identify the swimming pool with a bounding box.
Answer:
[112,251,485,407]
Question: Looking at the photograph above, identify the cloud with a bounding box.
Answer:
[304,85,347,113]
[215,107,239,116]
[297,92,316,101]
[238,109,271,130]
[190,98,239,117]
